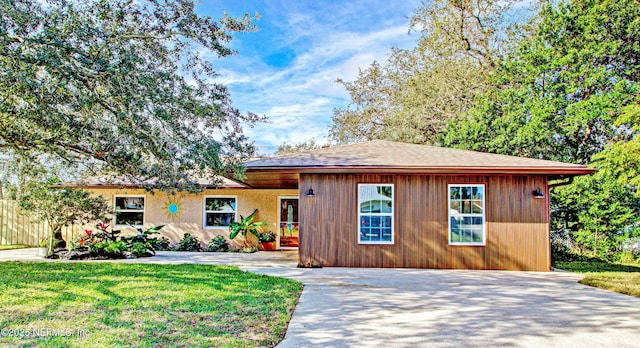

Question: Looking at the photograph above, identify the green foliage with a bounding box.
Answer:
[0,262,303,346]
[330,0,525,145]
[276,139,323,155]
[174,233,202,252]
[241,246,258,253]
[258,231,276,243]
[441,0,640,261]
[120,224,166,256]
[207,235,229,252]
[229,209,267,247]
[83,222,165,258]
[0,0,261,192]
[18,178,109,250]
[89,240,126,256]
[130,242,148,258]
[149,236,172,251]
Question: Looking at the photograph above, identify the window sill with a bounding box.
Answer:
[449,243,486,247]
[358,241,394,245]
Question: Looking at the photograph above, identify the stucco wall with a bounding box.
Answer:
[76,188,298,248]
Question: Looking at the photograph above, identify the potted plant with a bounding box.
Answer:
[258,231,277,251]
[229,209,267,248]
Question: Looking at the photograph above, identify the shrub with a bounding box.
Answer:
[149,236,172,251]
[175,233,202,252]
[207,235,229,252]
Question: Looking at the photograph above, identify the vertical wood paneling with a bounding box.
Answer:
[299,173,551,271]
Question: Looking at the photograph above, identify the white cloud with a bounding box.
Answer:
[206,0,422,153]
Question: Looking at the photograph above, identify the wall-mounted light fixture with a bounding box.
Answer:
[306,188,315,197]
[532,188,545,199]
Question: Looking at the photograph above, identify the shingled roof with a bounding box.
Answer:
[241,140,594,188]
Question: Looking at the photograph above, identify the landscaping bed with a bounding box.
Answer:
[0,262,303,347]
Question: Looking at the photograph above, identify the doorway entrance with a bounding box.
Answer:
[278,197,299,249]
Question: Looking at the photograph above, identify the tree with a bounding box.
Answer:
[443,0,640,259]
[19,178,110,251]
[330,0,526,145]
[276,139,323,155]
[0,0,261,192]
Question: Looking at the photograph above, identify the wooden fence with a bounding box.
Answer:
[0,200,77,246]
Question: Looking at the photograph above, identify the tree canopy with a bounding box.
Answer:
[445,0,640,258]
[330,0,525,145]
[331,0,640,259]
[0,0,260,192]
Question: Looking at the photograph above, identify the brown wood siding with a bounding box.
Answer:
[299,174,550,271]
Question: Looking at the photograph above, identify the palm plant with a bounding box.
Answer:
[229,209,267,248]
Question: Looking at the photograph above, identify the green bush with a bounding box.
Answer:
[149,236,172,251]
[207,235,229,252]
[175,233,202,252]
[130,242,148,257]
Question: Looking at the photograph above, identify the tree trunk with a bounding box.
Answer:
[53,227,67,249]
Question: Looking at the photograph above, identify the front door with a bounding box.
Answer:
[278,197,299,249]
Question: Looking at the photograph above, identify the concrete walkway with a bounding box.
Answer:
[3,248,640,347]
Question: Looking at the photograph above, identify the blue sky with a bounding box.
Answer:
[197,0,423,154]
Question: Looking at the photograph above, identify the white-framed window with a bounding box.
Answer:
[114,195,145,227]
[358,184,394,244]
[448,184,486,245]
[204,196,237,228]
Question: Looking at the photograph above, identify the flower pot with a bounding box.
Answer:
[261,241,277,251]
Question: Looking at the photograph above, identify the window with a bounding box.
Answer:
[204,196,237,228]
[448,184,486,245]
[358,184,394,244]
[114,195,145,226]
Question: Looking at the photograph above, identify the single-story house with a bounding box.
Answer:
[82,140,593,271]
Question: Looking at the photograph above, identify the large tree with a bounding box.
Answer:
[0,0,260,192]
[443,0,640,258]
[330,0,526,145]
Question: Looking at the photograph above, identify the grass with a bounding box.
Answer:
[553,260,640,298]
[0,244,30,250]
[0,262,303,347]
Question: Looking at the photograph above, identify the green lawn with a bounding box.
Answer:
[0,262,302,347]
[0,244,30,250]
[553,261,640,298]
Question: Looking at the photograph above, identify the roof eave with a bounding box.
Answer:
[244,165,596,176]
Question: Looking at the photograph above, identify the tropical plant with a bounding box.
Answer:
[120,225,165,256]
[174,233,202,252]
[149,237,172,251]
[207,235,229,252]
[229,209,267,248]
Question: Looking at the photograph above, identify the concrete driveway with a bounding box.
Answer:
[3,248,640,347]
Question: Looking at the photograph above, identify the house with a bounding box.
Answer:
[238,140,594,271]
[79,176,299,249]
[82,140,592,271]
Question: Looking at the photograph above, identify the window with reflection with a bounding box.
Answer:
[204,197,237,228]
[358,184,394,244]
[448,184,486,245]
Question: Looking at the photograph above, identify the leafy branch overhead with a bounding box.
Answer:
[0,0,262,192]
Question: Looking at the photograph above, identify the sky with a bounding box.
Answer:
[197,0,423,154]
